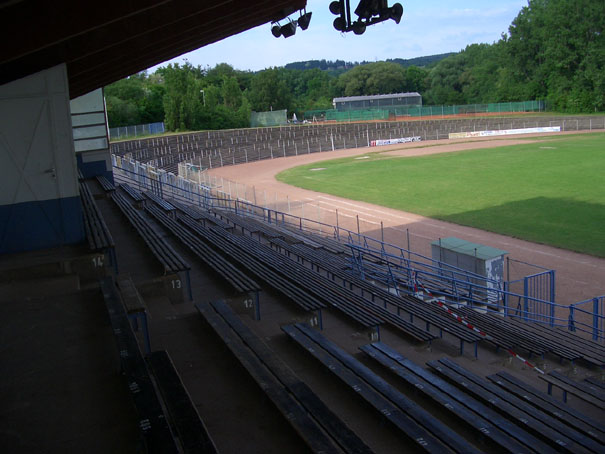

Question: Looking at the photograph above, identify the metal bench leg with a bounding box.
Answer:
[563,390,567,403]
[109,247,119,275]
[318,309,323,330]
[474,342,478,359]
[128,312,151,355]
[184,270,193,301]
[460,339,464,356]
[547,382,553,395]
[254,291,260,321]
[140,312,151,354]
[130,314,139,331]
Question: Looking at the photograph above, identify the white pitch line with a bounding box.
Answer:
[334,211,381,226]
[292,192,602,268]
[317,195,418,220]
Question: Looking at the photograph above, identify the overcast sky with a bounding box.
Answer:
[150,0,528,72]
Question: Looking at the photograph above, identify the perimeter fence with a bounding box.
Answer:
[305,100,546,122]
[109,121,165,140]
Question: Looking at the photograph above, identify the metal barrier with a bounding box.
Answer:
[111,158,604,342]
[504,270,556,326]
[305,100,546,121]
[109,121,165,140]
[569,296,605,341]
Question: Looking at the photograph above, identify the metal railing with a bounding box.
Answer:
[109,121,165,140]
[569,296,605,341]
[111,157,604,342]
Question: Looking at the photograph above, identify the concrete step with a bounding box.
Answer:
[0,273,81,301]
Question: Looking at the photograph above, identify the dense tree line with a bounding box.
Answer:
[105,0,604,130]
[282,53,453,72]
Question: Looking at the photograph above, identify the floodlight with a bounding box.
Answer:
[271,23,282,37]
[280,20,297,38]
[354,0,376,19]
[333,17,347,31]
[330,0,404,34]
[329,1,343,15]
[389,3,403,23]
[352,21,366,35]
[298,11,312,30]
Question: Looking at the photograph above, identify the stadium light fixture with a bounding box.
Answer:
[298,9,312,30]
[280,20,297,38]
[271,23,282,37]
[330,0,404,34]
[270,9,312,38]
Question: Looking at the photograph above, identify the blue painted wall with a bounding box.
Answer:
[0,196,84,254]
[76,154,114,183]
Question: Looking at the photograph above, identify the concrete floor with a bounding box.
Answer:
[0,247,140,453]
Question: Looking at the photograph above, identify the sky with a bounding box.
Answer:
[150,0,528,72]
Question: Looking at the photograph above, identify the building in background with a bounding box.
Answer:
[333,92,422,111]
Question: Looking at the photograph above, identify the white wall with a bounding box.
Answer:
[0,64,83,253]
[0,64,78,206]
[71,88,113,180]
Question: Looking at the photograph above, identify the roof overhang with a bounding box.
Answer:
[1,0,306,98]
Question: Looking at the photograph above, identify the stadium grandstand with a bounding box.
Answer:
[1,1,604,453]
[333,92,422,111]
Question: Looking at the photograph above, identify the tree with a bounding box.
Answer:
[404,66,428,93]
[160,63,203,131]
[247,68,292,112]
[222,76,242,109]
[335,62,407,97]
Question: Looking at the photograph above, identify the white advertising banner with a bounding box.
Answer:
[449,126,561,139]
[370,136,422,147]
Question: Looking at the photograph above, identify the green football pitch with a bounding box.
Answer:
[276,133,605,257]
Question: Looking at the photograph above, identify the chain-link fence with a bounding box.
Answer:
[109,121,165,140]
[305,100,546,122]
[250,110,288,127]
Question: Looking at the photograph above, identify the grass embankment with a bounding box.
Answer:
[277,133,605,257]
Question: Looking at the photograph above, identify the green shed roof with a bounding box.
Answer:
[431,237,508,260]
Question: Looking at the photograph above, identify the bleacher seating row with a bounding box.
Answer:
[179,216,327,314]
[489,371,605,441]
[101,277,218,453]
[96,175,115,192]
[106,182,604,366]
[268,236,478,350]
[540,370,605,407]
[144,203,260,296]
[100,277,179,453]
[110,115,603,173]
[203,222,383,329]
[454,305,605,367]
[361,342,548,453]
[262,221,604,366]
[428,358,602,454]
[284,324,605,454]
[80,181,114,253]
[283,323,481,454]
[197,300,372,454]
[111,189,192,300]
[82,174,603,453]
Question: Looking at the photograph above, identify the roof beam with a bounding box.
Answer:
[1,0,306,96]
[2,0,171,64]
